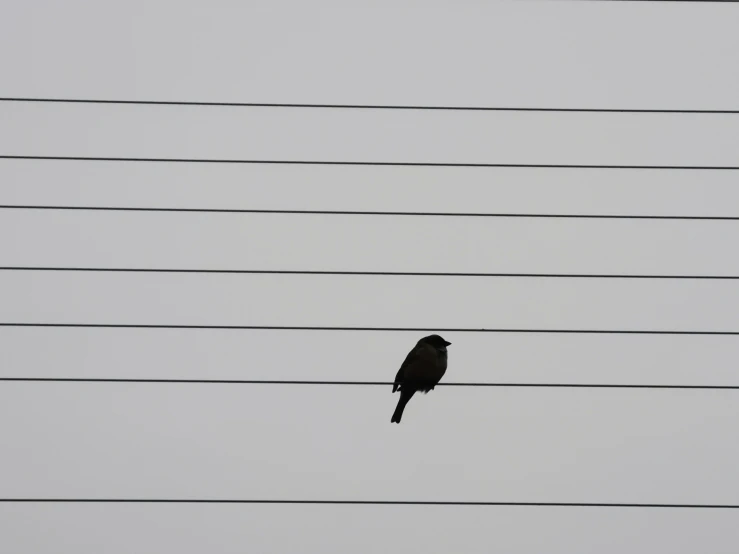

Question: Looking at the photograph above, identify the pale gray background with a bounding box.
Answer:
[2,1,739,552]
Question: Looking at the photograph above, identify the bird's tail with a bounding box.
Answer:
[391,389,415,423]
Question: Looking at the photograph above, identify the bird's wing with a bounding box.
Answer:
[393,346,421,392]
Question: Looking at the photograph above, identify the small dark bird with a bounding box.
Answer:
[391,334,451,423]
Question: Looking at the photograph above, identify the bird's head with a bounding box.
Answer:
[420,334,452,351]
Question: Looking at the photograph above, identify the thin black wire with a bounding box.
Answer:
[1,377,737,390]
[2,96,738,113]
[594,0,738,3]
[3,323,739,335]
[2,204,739,221]
[3,266,739,281]
[0,498,736,509]
[1,155,737,170]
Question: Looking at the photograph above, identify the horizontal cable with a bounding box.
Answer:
[2,96,738,114]
[1,204,738,221]
[2,266,739,280]
[1,377,737,390]
[2,323,739,335]
[0,498,736,509]
[1,155,738,170]
[595,0,739,3]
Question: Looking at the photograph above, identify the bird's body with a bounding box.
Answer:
[391,334,451,423]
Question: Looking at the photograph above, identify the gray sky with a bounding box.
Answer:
[2,1,739,552]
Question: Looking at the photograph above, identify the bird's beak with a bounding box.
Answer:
[444,340,452,346]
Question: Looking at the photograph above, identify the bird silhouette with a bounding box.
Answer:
[391,334,451,423]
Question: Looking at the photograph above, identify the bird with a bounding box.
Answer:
[391,334,451,423]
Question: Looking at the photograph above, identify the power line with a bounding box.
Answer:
[3,323,739,335]
[2,96,738,114]
[3,266,739,281]
[593,0,739,3]
[1,155,737,170]
[2,205,738,221]
[2,377,737,390]
[0,498,736,509]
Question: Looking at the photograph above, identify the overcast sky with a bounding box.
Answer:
[2,1,739,552]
